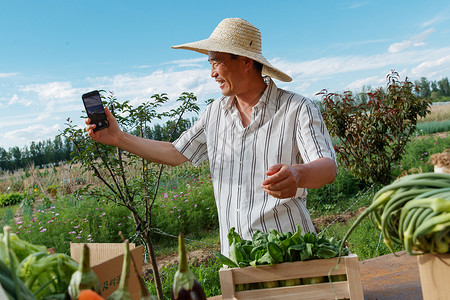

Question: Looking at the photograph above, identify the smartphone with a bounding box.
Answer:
[82,90,109,132]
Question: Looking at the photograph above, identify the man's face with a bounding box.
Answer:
[208,51,245,96]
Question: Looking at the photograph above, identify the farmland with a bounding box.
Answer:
[0,102,449,298]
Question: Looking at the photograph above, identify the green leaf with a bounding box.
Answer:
[227,227,242,246]
[267,242,284,264]
[212,251,238,268]
[300,243,314,261]
[252,231,268,247]
[315,247,338,259]
[257,252,275,265]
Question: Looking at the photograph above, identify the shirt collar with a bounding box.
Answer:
[221,76,277,112]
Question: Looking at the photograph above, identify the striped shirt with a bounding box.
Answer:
[173,77,336,256]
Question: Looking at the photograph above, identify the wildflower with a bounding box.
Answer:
[170,210,174,213]
[74,225,80,229]
[40,228,47,233]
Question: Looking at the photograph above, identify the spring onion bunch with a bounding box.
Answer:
[339,172,450,257]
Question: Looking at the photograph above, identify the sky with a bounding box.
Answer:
[1,0,450,150]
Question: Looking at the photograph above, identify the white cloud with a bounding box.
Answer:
[0,123,61,149]
[411,54,450,78]
[422,11,450,27]
[0,73,18,78]
[273,46,450,84]
[346,76,384,91]
[347,1,369,9]
[388,28,435,53]
[20,81,78,100]
[8,94,33,107]
[90,68,217,106]
[167,57,208,68]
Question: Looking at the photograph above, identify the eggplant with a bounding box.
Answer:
[67,244,100,299]
[171,234,207,300]
[107,240,131,300]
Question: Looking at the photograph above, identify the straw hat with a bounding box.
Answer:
[172,18,292,82]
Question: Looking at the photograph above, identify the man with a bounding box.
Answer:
[86,18,337,256]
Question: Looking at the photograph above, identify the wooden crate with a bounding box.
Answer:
[417,253,450,300]
[219,254,363,300]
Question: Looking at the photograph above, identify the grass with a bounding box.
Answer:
[416,121,450,135]
[0,203,21,227]
[418,102,450,123]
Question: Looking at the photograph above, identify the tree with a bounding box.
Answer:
[437,77,450,97]
[415,77,431,98]
[320,70,431,185]
[60,91,200,300]
[0,147,11,171]
[10,146,23,169]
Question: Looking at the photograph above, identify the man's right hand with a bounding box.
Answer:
[85,107,121,146]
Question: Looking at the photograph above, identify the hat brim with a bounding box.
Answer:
[172,38,292,82]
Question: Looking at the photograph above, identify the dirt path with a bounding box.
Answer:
[13,196,43,222]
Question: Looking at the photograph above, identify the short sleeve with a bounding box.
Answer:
[172,107,210,167]
[296,100,336,164]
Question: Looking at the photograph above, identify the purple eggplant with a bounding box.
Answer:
[171,234,207,300]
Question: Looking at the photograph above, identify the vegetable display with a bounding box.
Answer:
[0,226,78,300]
[0,226,36,300]
[171,233,207,300]
[214,225,348,269]
[338,172,450,258]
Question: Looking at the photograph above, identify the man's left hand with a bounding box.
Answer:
[261,164,300,199]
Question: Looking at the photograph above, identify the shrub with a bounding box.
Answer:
[0,192,25,207]
[320,71,431,185]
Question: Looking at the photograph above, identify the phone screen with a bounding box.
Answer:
[82,90,109,132]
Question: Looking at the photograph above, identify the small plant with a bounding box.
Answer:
[47,184,59,197]
[320,70,431,185]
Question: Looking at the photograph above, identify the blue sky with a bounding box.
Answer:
[1,0,450,149]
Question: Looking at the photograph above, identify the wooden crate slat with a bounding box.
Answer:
[219,254,364,300]
[228,257,348,284]
[233,282,350,300]
[219,268,235,299]
[345,255,364,299]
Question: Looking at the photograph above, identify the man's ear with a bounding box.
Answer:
[241,56,254,71]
